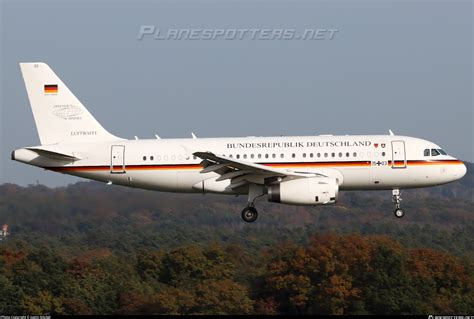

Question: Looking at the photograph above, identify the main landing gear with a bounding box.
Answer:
[241,205,258,223]
[241,184,264,223]
[392,188,405,219]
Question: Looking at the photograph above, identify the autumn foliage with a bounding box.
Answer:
[0,234,473,315]
[0,179,473,314]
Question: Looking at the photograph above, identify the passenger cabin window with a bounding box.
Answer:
[431,149,440,156]
[424,149,430,156]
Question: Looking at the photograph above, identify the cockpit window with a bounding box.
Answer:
[438,149,447,155]
[424,149,430,156]
[431,149,440,156]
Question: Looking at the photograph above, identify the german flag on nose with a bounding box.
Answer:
[44,84,58,94]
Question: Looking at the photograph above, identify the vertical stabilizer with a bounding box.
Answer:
[19,62,121,145]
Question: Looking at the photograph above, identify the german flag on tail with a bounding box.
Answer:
[44,84,58,94]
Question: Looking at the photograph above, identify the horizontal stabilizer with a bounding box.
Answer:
[25,147,80,161]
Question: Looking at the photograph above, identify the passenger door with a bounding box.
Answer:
[391,141,406,168]
[110,145,126,174]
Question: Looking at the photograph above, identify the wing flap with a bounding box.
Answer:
[200,162,231,173]
[193,151,325,189]
[193,151,301,177]
[216,169,253,181]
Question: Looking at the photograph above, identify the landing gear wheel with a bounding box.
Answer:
[241,206,258,223]
[394,208,405,219]
[392,189,405,219]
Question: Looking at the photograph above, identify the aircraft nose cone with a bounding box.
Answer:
[454,162,467,180]
[460,162,467,178]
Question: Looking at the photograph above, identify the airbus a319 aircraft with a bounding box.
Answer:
[12,63,467,222]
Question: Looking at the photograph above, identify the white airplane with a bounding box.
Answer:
[12,63,467,222]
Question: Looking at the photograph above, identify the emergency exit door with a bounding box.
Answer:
[111,145,125,174]
[391,141,406,168]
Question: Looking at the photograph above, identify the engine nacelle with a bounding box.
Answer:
[268,177,338,205]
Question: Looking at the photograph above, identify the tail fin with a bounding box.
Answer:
[19,62,121,145]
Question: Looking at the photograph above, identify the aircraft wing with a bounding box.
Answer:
[193,151,324,189]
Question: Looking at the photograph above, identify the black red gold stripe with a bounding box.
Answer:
[268,161,371,168]
[47,159,464,173]
[50,164,202,172]
[44,84,58,93]
[399,160,463,166]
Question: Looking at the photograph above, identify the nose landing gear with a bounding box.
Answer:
[392,189,405,218]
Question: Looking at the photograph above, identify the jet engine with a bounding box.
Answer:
[267,177,338,205]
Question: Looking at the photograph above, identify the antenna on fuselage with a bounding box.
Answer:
[155,134,161,139]
[134,136,139,140]
[191,132,197,139]
[389,129,395,136]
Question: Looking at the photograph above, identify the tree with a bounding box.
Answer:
[21,291,65,315]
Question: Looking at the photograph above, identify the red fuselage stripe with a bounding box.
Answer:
[48,159,464,172]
